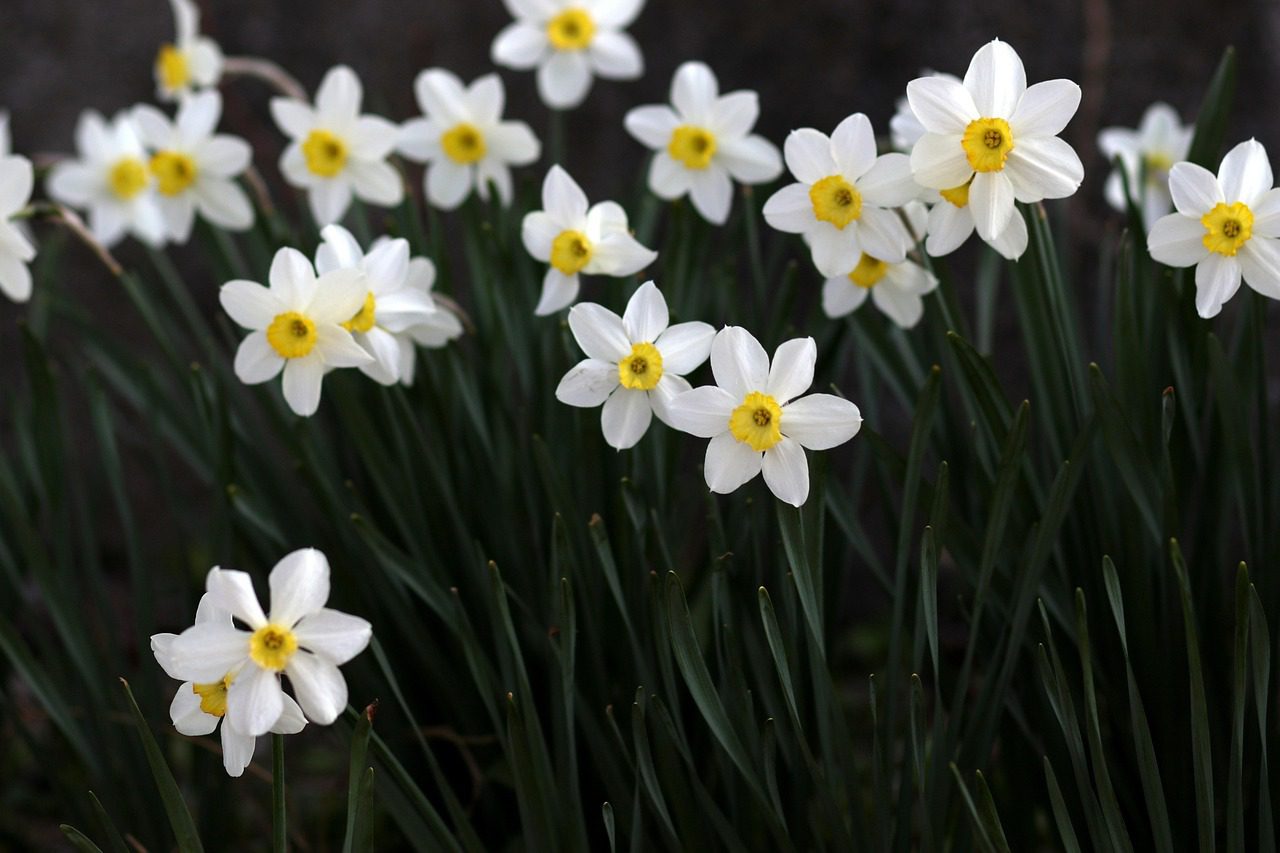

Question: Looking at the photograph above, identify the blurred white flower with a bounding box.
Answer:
[1099,102,1192,229]
[667,326,861,506]
[154,0,223,102]
[523,165,656,315]
[890,72,959,153]
[624,61,782,224]
[271,66,403,226]
[398,69,541,210]
[219,247,372,416]
[822,253,938,329]
[557,281,714,449]
[492,0,644,109]
[394,256,465,387]
[0,152,35,303]
[1147,139,1280,318]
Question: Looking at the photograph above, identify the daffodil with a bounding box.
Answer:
[0,149,35,303]
[154,0,223,102]
[624,61,782,225]
[556,281,714,449]
[667,326,861,506]
[151,595,306,777]
[398,69,541,210]
[220,246,373,416]
[905,39,1082,257]
[163,549,373,736]
[271,65,403,226]
[523,165,656,315]
[1099,102,1192,229]
[47,110,167,248]
[822,252,938,329]
[1147,139,1280,318]
[492,0,644,109]
[763,114,918,277]
[394,255,465,386]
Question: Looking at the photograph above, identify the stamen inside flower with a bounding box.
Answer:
[266,311,318,359]
[156,44,190,91]
[668,126,717,170]
[302,130,349,178]
[1201,201,1254,257]
[809,175,863,228]
[441,123,487,165]
[849,254,889,289]
[940,177,973,208]
[961,117,1014,173]
[192,673,233,717]
[249,623,299,671]
[617,342,663,390]
[729,391,783,451]
[342,292,377,333]
[109,158,149,201]
[546,8,596,51]
[550,230,594,275]
[150,150,198,196]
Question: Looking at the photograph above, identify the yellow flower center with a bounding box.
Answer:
[940,177,973,208]
[342,292,377,333]
[729,391,783,452]
[1201,201,1254,257]
[249,624,299,671]
[156,44,190,91]
[266,311,318,359]
[550,230,594,275]
[668,126,717,170]
[809,175,863,229]
[1144,152,1174,175]
[546,8,596,51]
[441,123,487,165]
[302,130,349,178]
[150,150,199,196]
[109,158,149,201]
[617,342,663,391]
[961,117,1014,173]
[849,254,889,289]
[192,673,233,717]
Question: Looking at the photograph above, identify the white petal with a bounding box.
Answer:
[711,325,769,397]
[234,332,285,384]
[857,153,919,208]
[872,280,926,328]
[1169,162,1223,217]
[220,721,256,777]
[1004,136,1084,202]
[762,183,816,234]
[986,208,1029,260]
[270,98,316,139]
[1193,253,1242,318]
[167,622,251,683]
[426,160,472,210]
[821,276,869,317]
[588,232,657,276]
[968,171,1015,240]
[666,385,736,437]
[177,89,221,140]
[268,548,330,626]
[556,358,619,407]
[925,202,975,257]
[364,237,410,293]
[704,431,762,494]
[856,208,911,265]
[784,128,837,184]
[0,255,32,303]
[600,388,653,449]
[293,607,371,664]
[306,267,367,323]
[193,180,254,231]
[396,117,442,162]
[671,61,718,123]
[349,159,404,208]
[964,39,1026,117]
[347,116,401,161]
[717,136,783,184]
[315,66,363,126]
[282,356,325,416]
[588,31,643,80]
[1147,213,1209,268]
[227,664,283,737]
[1252,188,1280,238]
[308,178,354,226]
[279,144,315,189]
[1009,80,1081,138]
[766,337,816,403]
[487,121,541,165]
[809,224,861,278]
[477,158,514,207]
[317,325,373,368]
[622,280,668,341]
[648,152,692,199]
[653,321,715,375]
[688,163,733,224]
[910,133,972,190]
[375,290,437,332]
[491,22,548,70]
[522,210,559,260]
[285,650,348,725]
[568,301,631,360]
[781,393,862,449]
[1239,237,1280,300]
[270,694,308,735]
[131,104,175,150]
[625,105,681,150]
[1218,139,1273,205]
[414,68,470,125]
[220,280,280,330]
[537,51,593,110]
[207,567,268,627]
[356,326,402,385]
[905,76,978,134]
[467,74,507,124]
[649,373,692,427]
[708,91,759,138]
[535,268,580,316]
[317,223,363,272]
[594,0,644,27]
[170,684,218,736]
[831,113,877,180]
[46,162,100,207]
[543,164,589,221]
[761,437,809,506]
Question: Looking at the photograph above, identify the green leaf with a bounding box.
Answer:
[59,825,105,853]
[344,703,377,853]
[1169,539,1216,853]
[118,678,204,853]
[1186,47,1237,168]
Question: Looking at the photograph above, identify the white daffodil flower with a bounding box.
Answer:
[131,91,254,243]
[556,281,714,449]
[271,65,404,226]
[154,0,223,102]
[395,256,464,387]
[822,253,938,329]
[1099,102,1192,229]
[1147,139,1280,319]
[164,549,373,737]
[151,595,306,778]
[47,110,167,248]
[492,0,644,109]
[398,69,541,211]
[0,151,35,303]
[667,327,861,507]
[905,39,1083,257]
[523,165,657,315]
[220,247,373,416]
[763,114,919,277]
[315,226,437,386]
[624,61,782,225]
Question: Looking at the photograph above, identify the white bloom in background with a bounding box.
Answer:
[763,114,918,277]
[556,281,713,449]
[1099,102,1192,229]
[667,327,861,506]
[152,595,306,777]
[220,247,373,416]
[891,72,959,153]
[0,112,10,156]
[822,252,938,328]
[906,39,1083,256]
[1147,140,1280,318]
[398,69,541,210]
[0,152,35,303]
[131,91,254,243]
[271,65,403,226]
[164,549,373,736]
[523,166,656,315]
[491,0,644,110]
[47,111,167,248]
[154,0,223,102]
[314,226,437,385]
[921,177,1028,260]
[395,255,465,386]
[624,61,782,225]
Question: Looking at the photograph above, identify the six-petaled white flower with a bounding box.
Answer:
[0,146,35,303]
[1099,102,1193,229]
[393,255,465,386]
[154,0,223,102]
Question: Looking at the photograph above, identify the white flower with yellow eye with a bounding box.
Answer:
[163,549,373,737]
[1099,102,1192,229]
[523,166,656,315]
[219,247,373,416]
[1147,140,1280,319]
[394,255,465,387]
[397,69,541,210]
[131,91,254,243]
[666,327,861,507]
[151,594,306,778]
[556,281,714,449]
[154,0,223,102]
[491,0,644,109]
[0,151,35,303]
[271,65,404,226]
[624,62,782,225]
[822,253,938,329]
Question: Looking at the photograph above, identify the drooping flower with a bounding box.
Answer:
[394,255,465,387]
[398,69,541,210]
[220,246,373,416]
[164,549,373,736]
[822,252,938,328]
[152,595,306,777]
[154,0,223,102]
[1147,139,1280,318]
[271,65,403,226]
[556,281,714,449]
[523,165,656,315]
[47,110,167,248]
[0,149,35,303]
[624,61,782,224]
[131,91,254,243]
[1098,102,1192,229]
[667,327,861,506]
[491,0,644,110]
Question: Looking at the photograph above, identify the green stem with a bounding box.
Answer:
[272,733,286,853]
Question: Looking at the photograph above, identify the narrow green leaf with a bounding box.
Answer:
[1043,757,1084,853]
[344,703,377,853]
[118,678,203,853]
[602,802,616,853]
[1170,539,1216,853]
[59,826,104,853]
[1228,564,1250,853]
